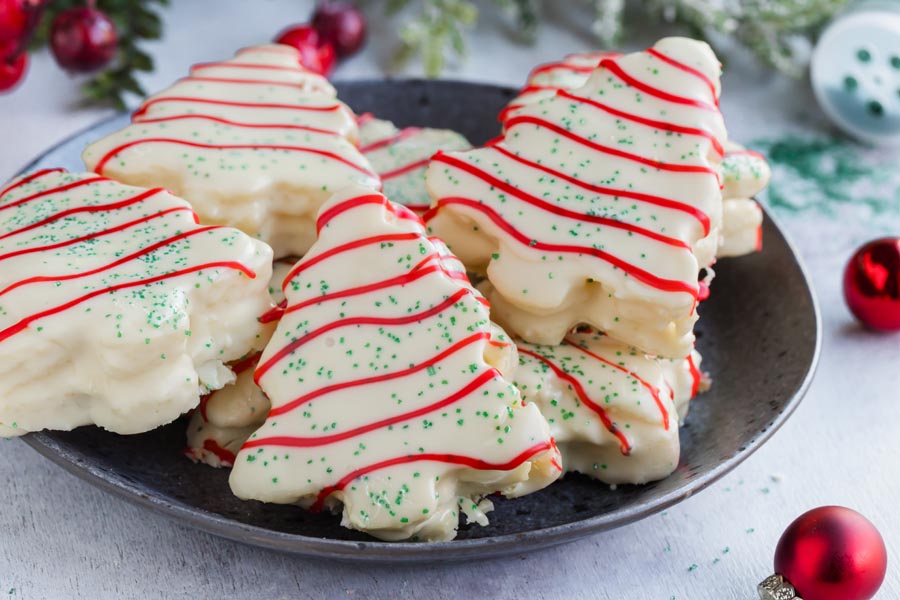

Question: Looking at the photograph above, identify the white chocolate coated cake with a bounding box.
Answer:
[426,37,727,357]
[82,44,380,257]
[230,187,561,542]
[515,329,705,484]
[0,170,273,437]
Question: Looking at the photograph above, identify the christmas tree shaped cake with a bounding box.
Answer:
[514,328,705,484]
[83,44,379,257]
[0,169,273,437]
[358,114,471,215]
[230,186,561,542]
[425,37,727,357]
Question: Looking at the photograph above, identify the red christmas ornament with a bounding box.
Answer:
[311,1,366,58]
[50,6,118,73]
[0,0,26,43]
[844,237,900,331]
[0,43,27,92]
[274,24,336,76]
[758,506,887,600]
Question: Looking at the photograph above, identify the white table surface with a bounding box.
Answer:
[1,2,899,598]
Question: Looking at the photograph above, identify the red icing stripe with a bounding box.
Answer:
[686,352,702,399]
[359,127,422,153]
[424,197,699,297]
[259,300,287,324]
[315,194,421,235]
[192,61,308,74]
[356,112,376,127]
[284,255,456,316]
[0,176,106,212]
[180,76,329,89]
[430,152,692,249]
[133,114,341,135]
[529,62,600,78]
[645,47,719,107]
[556,89,724,158]
[237,45,299,56]
[0,168,65,199]
[268,331,492,417]
[246,369,498,447]
[92,139,377,179]
[600,57,718,112]
[255,288,471,382]
[307,441,555,511]
[518,346,632,454]
[488,144,711,235]
[132,96,341,120]
[282,232,422,292]
[503,115,719,178]
[202,439,237,466]
[562,337,670,430]
[379,158,430,182]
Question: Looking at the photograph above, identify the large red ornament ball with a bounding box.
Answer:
[844,237,900,330]
[0,41,27,92]
[311,1,366,58]
[274,24,336,76]
[50,7,118,73]
[775,506,887,600]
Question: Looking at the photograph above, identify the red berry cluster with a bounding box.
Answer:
[0,0,119,94]
[274,1,366,77]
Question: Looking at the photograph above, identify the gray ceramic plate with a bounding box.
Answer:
[19,80,820,562]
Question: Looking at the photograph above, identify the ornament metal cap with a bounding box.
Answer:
[758,574,802,600]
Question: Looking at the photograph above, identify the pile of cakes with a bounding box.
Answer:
[0,37,770,542]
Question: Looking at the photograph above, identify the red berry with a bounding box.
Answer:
[311,2,366,58]
[50,7,117,73]
[274,24,336,76]
[0,0,27,43]
[0,48,27,92]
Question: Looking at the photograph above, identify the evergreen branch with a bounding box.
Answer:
[374,0,853,78]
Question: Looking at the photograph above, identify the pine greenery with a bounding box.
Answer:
[378,0,852,77]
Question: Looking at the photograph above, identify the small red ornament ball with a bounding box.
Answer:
[274,24,336,76]
[0,0,27,43]
[844,237,900,330]
[311,2,366,58]
[50,7,118,73]
[0,45,26,92]
[775,506,887,600]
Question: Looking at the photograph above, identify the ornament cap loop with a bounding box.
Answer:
[758,574,802,600]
